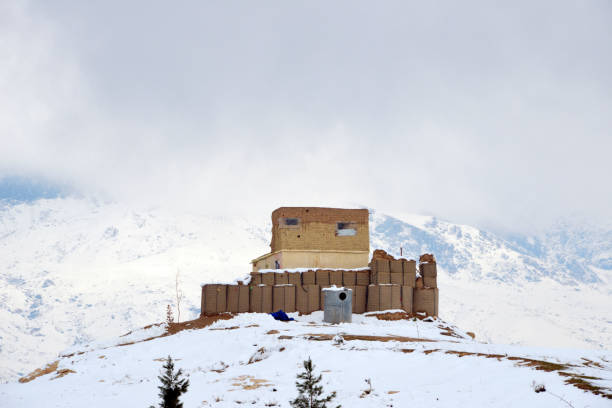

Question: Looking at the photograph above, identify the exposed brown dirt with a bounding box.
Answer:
[558,372,601,380]
[368,311,410,321]
[561,374,610,399]
[266,330,280,335]
[438,325,464,338]
[366,311,432,321]
[510,357,570,371]
[581,358,604,369]
[247,347,270,365]
[231,375,272,390]
[209,326,240,331]
[445,350,476,358]
[60,351,85,358]
[52,369,76,380]
[19,362,76,383]
[466,332,476,339]
[19,361,59,383]
[305,333,438,343]
[167,314,235,335]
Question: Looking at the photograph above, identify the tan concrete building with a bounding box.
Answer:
[251,207,370,271]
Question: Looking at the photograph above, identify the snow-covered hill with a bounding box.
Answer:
[0,198,610,382]
[2,312,611,407]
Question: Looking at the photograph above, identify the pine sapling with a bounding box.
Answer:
[150,355,190,408]
[166,305,174,325]
[290,357,340,408]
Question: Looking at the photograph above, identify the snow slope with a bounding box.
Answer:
[0,198,270,381]
[2,312,611,407]
[0,198,610,382]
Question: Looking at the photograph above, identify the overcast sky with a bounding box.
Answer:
[1,1,611,233]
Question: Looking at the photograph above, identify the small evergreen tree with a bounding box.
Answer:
[166,305,174,325]
[151,355,189,408]
[290,357,340,408]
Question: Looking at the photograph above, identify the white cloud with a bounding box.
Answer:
[1,1,611,232]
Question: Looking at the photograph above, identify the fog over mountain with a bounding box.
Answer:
[2,1,612,233]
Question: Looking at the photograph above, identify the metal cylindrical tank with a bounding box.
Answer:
[323,287,352,323]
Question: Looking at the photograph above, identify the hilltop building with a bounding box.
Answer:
[202,206,439,318]
[251,207,370,272]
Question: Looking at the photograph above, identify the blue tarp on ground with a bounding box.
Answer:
[270,310,295,321]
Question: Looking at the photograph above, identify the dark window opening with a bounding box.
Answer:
[336,221,357,236]
[280,217,300,229]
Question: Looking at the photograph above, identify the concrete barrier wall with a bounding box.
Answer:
[401,286,413,313]
[344,286,367,314]
[201,256,438,317]
[201,284,228,315]
[413,287,439,316]
[420,263,438,288]
[367,284,401,312]
[403,260,416,288]
[227,285,249,313]
[250,285,273,313]
[296,284,320,314]
[273,285,296,313]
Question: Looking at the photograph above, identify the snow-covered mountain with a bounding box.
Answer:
[0,197,610,382]
[371,211,611,285]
